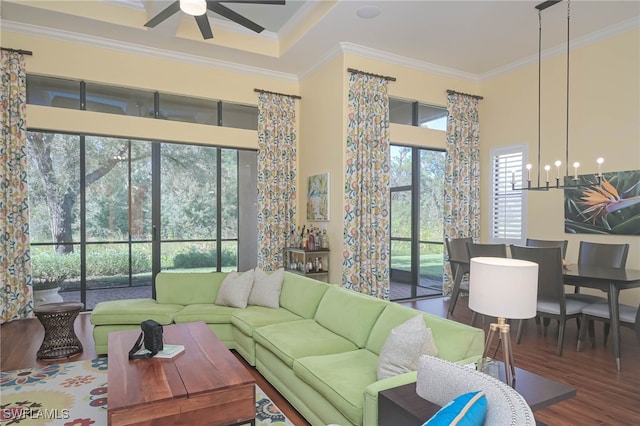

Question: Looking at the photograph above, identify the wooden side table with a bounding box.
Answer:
[34,302,84,360]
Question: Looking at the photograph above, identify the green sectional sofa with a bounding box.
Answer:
[91,271,484,426]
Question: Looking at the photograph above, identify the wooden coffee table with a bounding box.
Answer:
[107,321,256,426]
[378,362,576,426]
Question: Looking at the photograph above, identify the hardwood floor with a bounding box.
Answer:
[2,297,639,425]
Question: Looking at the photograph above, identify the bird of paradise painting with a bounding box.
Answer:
[564,170,640,235]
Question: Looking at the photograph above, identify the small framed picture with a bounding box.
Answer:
[307,173,329,221]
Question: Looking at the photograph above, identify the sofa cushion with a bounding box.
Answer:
[248,268,284,309]
[90,299,182,325]
[279,273,329,319]
[156,272,226,305]
[377,315,438,380]
[215,269,255,309]
[253,319,358,368]
[172,304,240,324]
[293,349,379,426]
[231,306,302,337]
[314,287,387,348]
[366,303,425,355]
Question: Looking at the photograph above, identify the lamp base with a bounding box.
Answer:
[481,317,516,386]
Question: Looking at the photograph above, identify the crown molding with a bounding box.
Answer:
[339,42,480,82]
[2,20,297,82]
[299,42,343,82]
[481,16,640,81]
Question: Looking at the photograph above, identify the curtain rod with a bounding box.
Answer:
[1,47,33,56]
[347,68,396,82]
[446,89,484,100]
[254,88,301,100]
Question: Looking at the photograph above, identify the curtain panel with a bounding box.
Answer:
[443,93,481,295]
[256,93,297,271]
[343,73,391,299]
[1,50,33,324]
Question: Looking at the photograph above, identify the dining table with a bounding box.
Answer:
[563,264,640,371]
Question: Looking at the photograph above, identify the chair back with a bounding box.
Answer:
[578,242,629,269]
[526,238,568,259]
[467,243,507,259]
[446,237,472,264]
[511,245,565,304]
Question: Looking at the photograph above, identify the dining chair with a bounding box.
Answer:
[569,241,630,304]
[465,242,507,326]
[467,242,508,259]
[511,245,589,356]
[577,302,640,352]
[525,238,568,260]
[445,237,473,317]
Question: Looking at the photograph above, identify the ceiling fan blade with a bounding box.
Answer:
[145,1,181,28]
[206,1,265,33]
[195,14,214,39]
[218,1,285,4]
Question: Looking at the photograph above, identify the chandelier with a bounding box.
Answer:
[513,0,604,191]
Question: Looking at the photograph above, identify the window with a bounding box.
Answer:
[389,97,448,131]
[490,145,527,243]
[26,74,258,129]
[28,131,256,310]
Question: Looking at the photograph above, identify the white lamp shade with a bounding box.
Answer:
[180,0,207,16]
[469,257,538,319]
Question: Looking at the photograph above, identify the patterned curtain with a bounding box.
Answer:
[1,50,33,324]
[256,93,297,271]
[343,73,390,299]
[443,92,480,295]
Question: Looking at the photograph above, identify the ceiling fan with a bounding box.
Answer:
[144,0,286,40]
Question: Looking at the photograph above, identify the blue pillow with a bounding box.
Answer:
[423,390,487,426]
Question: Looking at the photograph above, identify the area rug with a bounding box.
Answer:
[1,359,294,426]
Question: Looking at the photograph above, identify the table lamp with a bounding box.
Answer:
[469,257,538,386]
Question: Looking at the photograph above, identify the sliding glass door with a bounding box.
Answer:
[28,131,255,309]
[389,145,445,300]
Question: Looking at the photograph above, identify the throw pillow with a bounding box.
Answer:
[214,269,255,309]
[422,390,487,426]
[377,314,439,380]
[248,267,284,309]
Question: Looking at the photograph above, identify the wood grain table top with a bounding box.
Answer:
[107,321,255,412]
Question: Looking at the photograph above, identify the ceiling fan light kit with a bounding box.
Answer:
[145,0,285,40]
[180,0,207,16]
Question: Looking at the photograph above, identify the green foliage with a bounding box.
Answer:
[171,245,237,269]
[32,249,151,288]
[32,253,79,290]
[86,250,151,276]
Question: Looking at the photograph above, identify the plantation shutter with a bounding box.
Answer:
[490,146,526,243]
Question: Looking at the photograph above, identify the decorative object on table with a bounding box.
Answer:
[128,319,164,359]
[306,172,330,221]
[513,0,606,192]
[0,358,294,426]
[469,257,538,386]
[34,302,84,360]
[564,170,640,235]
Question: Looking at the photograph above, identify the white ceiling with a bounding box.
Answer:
[2,0,639,80]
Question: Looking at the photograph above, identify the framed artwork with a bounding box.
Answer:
[307,173,330,221]
[564,169,640,235]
